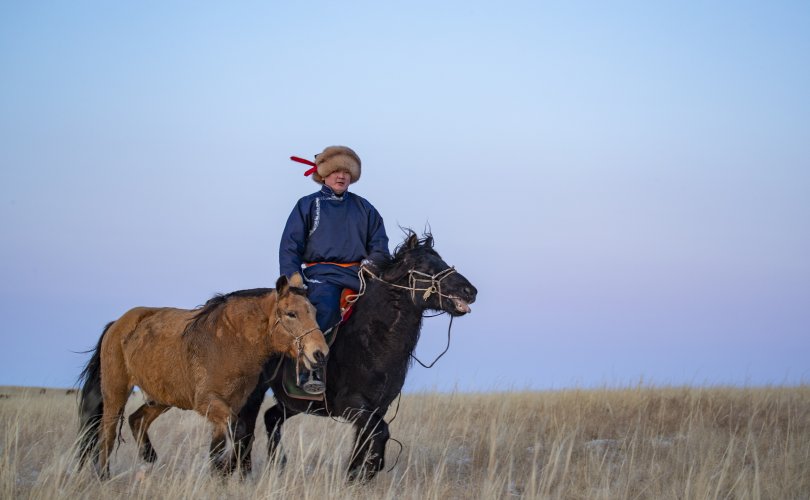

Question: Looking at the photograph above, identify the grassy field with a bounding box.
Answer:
[1,385,808,499]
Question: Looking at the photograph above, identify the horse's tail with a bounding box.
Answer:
[77,321,113,467]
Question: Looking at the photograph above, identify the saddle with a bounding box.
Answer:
[281,289,357,401]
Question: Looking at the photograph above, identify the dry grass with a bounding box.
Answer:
[1,385,808,499]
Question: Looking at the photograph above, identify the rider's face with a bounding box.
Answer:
[324,169,351,195]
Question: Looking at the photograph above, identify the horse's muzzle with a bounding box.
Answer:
[312,350,328,368]
[449,284,477,316]
[301,344,328,370]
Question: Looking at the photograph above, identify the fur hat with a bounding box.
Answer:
[312,146,361,184]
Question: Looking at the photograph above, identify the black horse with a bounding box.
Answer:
[234,232,477,481]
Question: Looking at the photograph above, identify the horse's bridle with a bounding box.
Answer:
[272,310,321,359]
[350,264,458,309]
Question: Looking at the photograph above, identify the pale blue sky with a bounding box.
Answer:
[1,1,808,390]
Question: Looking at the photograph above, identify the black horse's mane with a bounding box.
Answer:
[374,230,436,276]
[183,286,305,338]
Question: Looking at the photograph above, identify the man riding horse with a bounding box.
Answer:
[281,145,389,394]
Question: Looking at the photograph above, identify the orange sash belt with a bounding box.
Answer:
[305,261,361,268]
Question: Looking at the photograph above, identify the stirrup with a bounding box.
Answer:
[300,371,325,395]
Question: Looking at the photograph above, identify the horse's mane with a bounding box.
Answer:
[183,286,308,338]
[183,288,275,338]
[374,229,436,276]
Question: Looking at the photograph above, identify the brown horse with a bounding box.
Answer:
[77,273,328,477]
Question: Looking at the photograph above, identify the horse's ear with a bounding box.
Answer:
[406,233,420,249]
[289,272,304,288]
[276,275,289,296]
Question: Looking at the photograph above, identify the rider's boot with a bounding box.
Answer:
[299,368,325,395]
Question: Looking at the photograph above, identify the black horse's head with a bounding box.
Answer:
[377,231,477,316]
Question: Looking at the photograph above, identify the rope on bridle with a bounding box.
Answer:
[273,313,321,357]
[270,311,322,380]
[346,264,458,308]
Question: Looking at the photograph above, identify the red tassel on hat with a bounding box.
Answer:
[290,156,317,177]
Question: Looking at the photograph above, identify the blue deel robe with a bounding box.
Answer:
[279,185,390,331]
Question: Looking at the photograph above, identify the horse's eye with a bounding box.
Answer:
[286,312,296,318]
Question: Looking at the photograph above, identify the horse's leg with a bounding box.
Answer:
[197,397,237,475]
[96,339,131,479]
[233,380,268,474]
[347,411,390,482]
[96,384,129,479]
[128,403,169,463]
[263,403,290,467]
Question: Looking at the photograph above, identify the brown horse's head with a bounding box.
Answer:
[274,273,329,370]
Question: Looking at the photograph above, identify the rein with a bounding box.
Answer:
[410,315,454,368]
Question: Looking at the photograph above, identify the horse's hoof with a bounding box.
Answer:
[238,457,252,475]
[133,465,149,482]
[268,450,287,468]
[211,458,237,476]
[347,466,375,483]
[95,468,110,481]
[142,447,158,463]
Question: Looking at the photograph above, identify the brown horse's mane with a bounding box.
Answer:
[182,286,308,339]
[183,288,274,339]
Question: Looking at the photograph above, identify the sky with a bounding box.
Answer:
[1,1,808,392]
